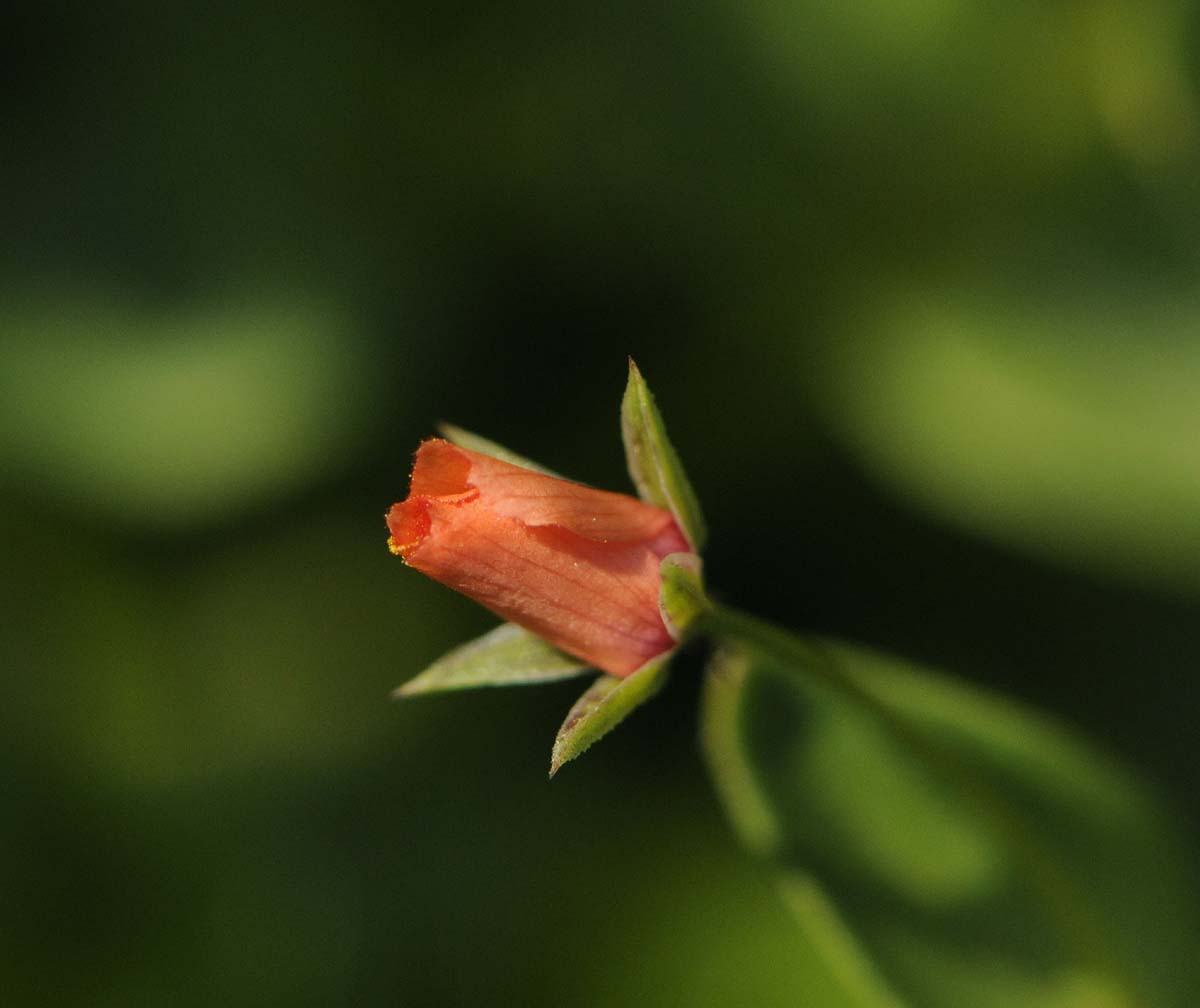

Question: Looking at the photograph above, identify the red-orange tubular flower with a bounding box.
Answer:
[387,438,689,678]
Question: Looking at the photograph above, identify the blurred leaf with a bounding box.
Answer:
[730,0,1093,185]
[819,289,1200,595]
[658,552,708,642]
[1086,0,1200,200]
[550,655,671,777]
[0,512,456,792]
[394,622,590,698]
[621,359,707,551]
[702,608,1200,1008]
[437,422,564,478]
[0,294,371,528]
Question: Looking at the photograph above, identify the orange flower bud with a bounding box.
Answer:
[387,439,689,677]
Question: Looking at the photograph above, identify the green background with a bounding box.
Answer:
[3,2,1199,1004]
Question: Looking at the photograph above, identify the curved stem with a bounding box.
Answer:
[701,603,1140,1006]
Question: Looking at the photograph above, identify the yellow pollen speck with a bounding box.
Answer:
[387,535,403,556]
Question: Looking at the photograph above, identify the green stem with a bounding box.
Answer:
[700,604,1140,1007]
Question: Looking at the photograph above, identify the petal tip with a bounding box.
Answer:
[386,499,432,559]
[411,438,473,498]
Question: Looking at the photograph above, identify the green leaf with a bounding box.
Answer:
[549,653,671,776]
[620,359,706,551]
[701,609,1200,1008]
[394,622,590,698]
[437,422,563,478]
[658,552,708,641]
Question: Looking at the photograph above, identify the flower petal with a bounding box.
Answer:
[412,438,689,552]
[388,494,676,677]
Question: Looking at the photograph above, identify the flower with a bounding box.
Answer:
[387,438,690,677]
[386,362,708,774]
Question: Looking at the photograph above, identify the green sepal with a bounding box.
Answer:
[394,622,591,698]
[620,359,706,551]
[437,422,563,477]
[658,552,709,642]
[549,652,672,776]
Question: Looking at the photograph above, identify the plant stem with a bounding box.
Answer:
[700,603,1140,1007]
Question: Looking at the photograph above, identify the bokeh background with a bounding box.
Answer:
[4,2,1200,1004]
